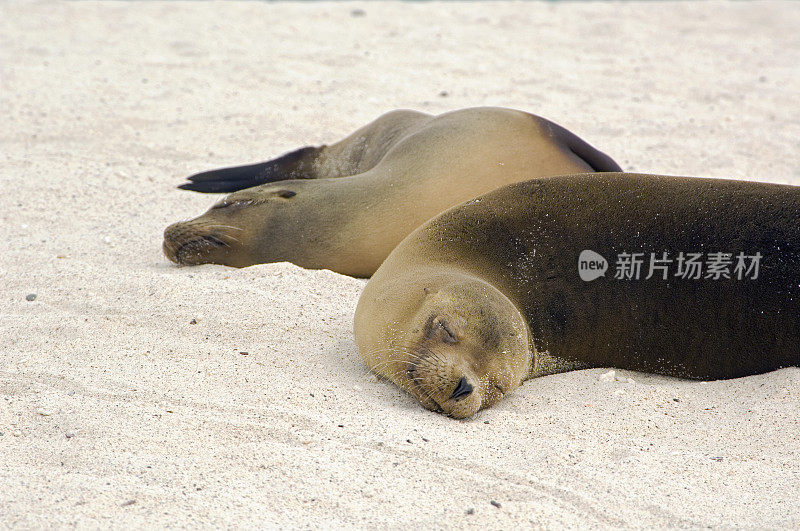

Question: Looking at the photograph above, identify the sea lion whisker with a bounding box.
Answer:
[368,357,428,379]
[200,234,229,247]
[361,347,420,363]
[367,359,409,375]
[212,233,242,245]
[364,358,421,380]
[370,361,445,414]
[384,368,422,397]
[417,344,447,362]
[199,224,245,232]
[363,346,417,357]
[363,345,430,365]
[408,380,441,412]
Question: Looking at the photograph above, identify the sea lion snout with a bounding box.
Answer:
[408,349,482,418]
[162,220,246,266]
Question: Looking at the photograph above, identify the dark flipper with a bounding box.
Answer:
[179,146,323,193]
[545,120,623,173]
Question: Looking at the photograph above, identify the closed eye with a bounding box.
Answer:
[425,315,458,344]
[437,320,458,344]
[211,199,253,210]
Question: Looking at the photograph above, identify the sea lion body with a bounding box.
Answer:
[354,173,800,417]
[163,107,621,277]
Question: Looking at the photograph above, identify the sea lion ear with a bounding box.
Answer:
[426,315,459,344]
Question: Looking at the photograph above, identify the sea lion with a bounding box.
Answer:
[163,107,621,277]
[354,173,800,418]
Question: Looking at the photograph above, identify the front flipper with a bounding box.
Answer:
[179,146,322,193]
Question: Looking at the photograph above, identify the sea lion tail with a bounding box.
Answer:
[545,120,623,173]
[178,146,323,193]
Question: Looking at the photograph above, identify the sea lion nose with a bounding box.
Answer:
[450,377,473,400]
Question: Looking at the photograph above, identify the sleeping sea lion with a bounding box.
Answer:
[354,173,800,418]
[163,107,621,277]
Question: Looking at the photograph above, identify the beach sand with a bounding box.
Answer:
[1,1,799,527]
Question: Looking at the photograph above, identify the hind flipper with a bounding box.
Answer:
[179,146,322,193]
[179,109,431,193]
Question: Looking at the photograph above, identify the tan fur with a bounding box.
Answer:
[163,107,619,277]
[354,265,534,419]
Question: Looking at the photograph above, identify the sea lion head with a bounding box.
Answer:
[163,186,300,268]
[361,276,532,419]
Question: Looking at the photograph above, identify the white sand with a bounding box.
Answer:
[2,1,799,527]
